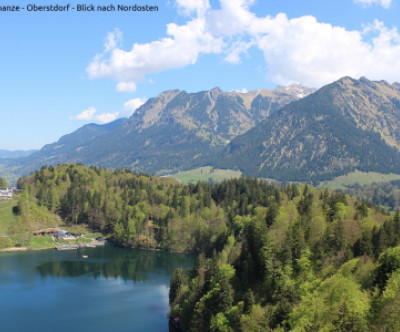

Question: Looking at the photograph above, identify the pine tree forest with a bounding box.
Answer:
[14,164,400,331]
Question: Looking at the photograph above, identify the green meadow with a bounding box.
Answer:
[319,170,400,190]
[169,166,242,184]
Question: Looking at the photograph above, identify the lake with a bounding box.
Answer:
[0,246,194,332]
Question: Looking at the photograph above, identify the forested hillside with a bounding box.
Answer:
[15,164,400,331]
[340,180,400,212]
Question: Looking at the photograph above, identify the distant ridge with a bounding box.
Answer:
[6,77,400,184]
[0,149,37,159]
[5,85,309,176]
[213,77,400,182]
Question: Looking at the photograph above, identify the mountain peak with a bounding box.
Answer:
[216,76,400,182]
[359,76,371,83]
[336,76,392,89]
[209,87,223,100]
[275,83,316,99]
[158,89,182,101]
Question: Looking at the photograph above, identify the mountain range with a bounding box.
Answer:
[0,149,37,159]
[4,77,400,184]
[4,84,312,175]
[215,77,400,182]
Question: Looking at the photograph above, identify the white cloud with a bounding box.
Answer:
[267,15,400,86]
[116,82,137,92]
[87,0,400,89]
[87,14,223,89]
[354,0,392,9]
[95,112,119,124]
[69,98,146,124]
[104,29,123,52]
[256,14,372,86]
[206,0,258,37]
[224,40,252,64]
[233,88,248,93]
[175,0,209,16]
[209,1,400,87]
[70,107,96,121]
[122,98,147,116]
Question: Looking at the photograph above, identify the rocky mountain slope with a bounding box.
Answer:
[213,77,400,183]
[7,77,400,184]
[7,85,309,176]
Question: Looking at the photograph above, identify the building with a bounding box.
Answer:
[0,188,12,199]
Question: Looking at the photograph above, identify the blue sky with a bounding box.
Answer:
[1,0,400,150]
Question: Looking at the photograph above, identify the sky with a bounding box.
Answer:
[1,0,400,150]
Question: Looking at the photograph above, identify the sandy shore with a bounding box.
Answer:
[0,239,106,253]
[0,246,55,253]
[0,247,29,252]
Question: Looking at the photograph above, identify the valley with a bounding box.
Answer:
[2,77,400,331]
[3,77,400,188]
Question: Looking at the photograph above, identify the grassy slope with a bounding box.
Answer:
[0,199,18,247]
[169,166,242,184]
[319,170,400,190]
[0,198,101,250]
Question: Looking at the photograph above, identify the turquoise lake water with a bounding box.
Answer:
[0,246,194,332]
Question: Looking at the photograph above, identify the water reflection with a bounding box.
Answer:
[36,246,194,282]
[0,246,194,332]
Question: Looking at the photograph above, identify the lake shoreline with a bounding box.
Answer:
[0,234,109,254]
[0,243,195,255]
[0,246,54,253]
